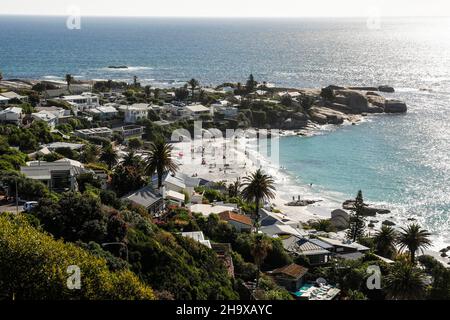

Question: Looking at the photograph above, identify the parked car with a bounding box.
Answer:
[23,201,38,212]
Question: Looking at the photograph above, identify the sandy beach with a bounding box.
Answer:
[172,133,336,223]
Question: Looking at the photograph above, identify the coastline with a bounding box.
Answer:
[173,118,450,264]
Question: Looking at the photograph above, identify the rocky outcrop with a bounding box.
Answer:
[334,90,369,113]
[285,199,321,207]
[384,100,408,113]
[342,200,391,217]
[309,106,345,125]
[378,85,395,93]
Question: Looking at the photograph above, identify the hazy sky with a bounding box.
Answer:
[0,0,449,17]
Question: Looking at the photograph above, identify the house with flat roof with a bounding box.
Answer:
[32,110,58,129]
[0,106,22,125]
[112,125,144,141]
[87,106,118,120]
[185,104,213,119]
[20,158,91,193]
[121,185,164,216]
[60,92,99,111]
[75,127,113,139]
[42,142,85,151]
[119,104,150,124]
[180,231,212,249]
[219,211,253,232]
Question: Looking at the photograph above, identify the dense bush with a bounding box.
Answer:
[0,214,154,300]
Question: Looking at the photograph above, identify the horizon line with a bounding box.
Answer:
[1,13,450,19]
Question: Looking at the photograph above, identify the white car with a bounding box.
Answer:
[23,201,38,212]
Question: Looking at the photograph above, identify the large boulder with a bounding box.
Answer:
[326,102,353,114]
[385,100,407,113]
[378,85,395,93]
[335,90,369,113]
[330,209,350,229]
[366,94,386,108]
[309,107,345,125]
[367,104,384,113]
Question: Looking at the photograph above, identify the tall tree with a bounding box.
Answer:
[374,225,398,259]
[397,223,432,264]
[251,234,272,290]
[346,190,366,242]
[241,169,276,230]
[122,150,143,169]
[246,74,257,93]
[65,74,74,92]
[384,261,427,300]
[144,85,152,100]
[227,178,241,198]
[145,140,178,188]
[100,145,118,170]
[187,78,200,102]
[0,70,3,82]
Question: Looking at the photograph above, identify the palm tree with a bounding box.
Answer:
[384,261,427,300]
[251,234,272,290]
[397,223,432,264]
[122,150,142,169]
[187,78,200,102]
[145,140,178,189]
[228,178,241,198]
[99,145,118,170]
[241,169,276,230]
[374,225,398,259]
[65,74,73,92]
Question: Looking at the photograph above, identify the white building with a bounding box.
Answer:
[87,105,118,120]
[61,92,100,111]
[32,111,58,129]
[75,127,113,138]
[185,104,213,119]
[180,231,212,249]
[0,91,28,103]
[211,101,238,118]
[0,106,23,124]
[0,96,10,105]
[120,103,150,124]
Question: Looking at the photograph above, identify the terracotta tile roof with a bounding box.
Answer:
[219,211,252,226]
[272,263,308,279]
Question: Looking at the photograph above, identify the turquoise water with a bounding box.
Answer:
[277,89,450,248]
[1,15,449,247]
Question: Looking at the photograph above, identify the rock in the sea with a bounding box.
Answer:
[342,200,391,216]
[366,94,386,108]
[382,220,396,226]
[384,100,407,113]
[335,90,369,113]
[286,199,320,207]
[378,85,395,93]
[367,104,384,113]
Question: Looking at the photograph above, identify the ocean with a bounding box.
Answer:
[1,15,449,249]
